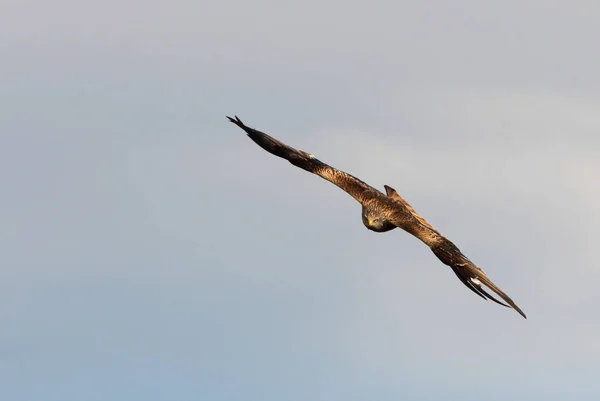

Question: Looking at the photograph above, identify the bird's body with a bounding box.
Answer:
[227,115,526,318]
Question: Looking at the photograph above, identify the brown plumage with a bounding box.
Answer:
[227,115,526,318]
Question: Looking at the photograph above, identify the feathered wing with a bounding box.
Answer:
[430,240,527,318]
[384,185,441,235]
[227,116,379,205]
[384,185,527,318]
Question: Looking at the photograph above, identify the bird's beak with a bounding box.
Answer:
[367,220,374,227]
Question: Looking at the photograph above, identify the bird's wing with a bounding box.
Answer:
[384,185,526,318]
[430,240,527,318]
[383,185,442,236]
[227,116,379,205]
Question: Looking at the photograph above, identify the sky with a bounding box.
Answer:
[2,0,600,400]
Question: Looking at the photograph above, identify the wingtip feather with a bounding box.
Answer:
[476,273,527,319]
[435,243,527,319]
[227,115,249,131]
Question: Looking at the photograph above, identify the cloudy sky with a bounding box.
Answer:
[2,1,600,400]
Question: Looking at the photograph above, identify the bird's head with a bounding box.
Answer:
[363,215,383,231]
[362,206,394,232]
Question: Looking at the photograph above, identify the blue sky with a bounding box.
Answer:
[2,1,600,400]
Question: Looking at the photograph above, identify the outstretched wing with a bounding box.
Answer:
[431,239,527,318]
[227,115,379,205]
[384,185,526,318]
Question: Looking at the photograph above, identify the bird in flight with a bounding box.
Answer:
[227,116,526,318]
